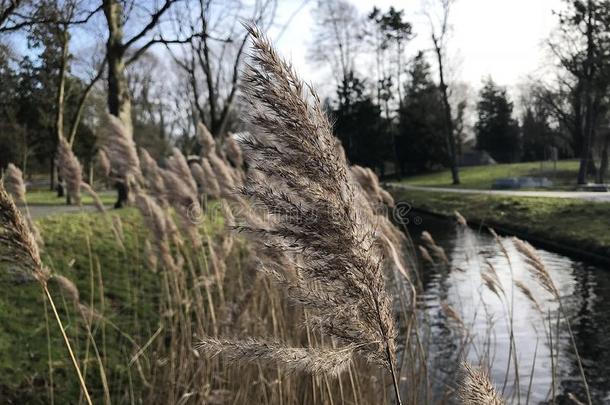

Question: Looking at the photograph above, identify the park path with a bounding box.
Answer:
[22,205,99,220]
[389,183,610,203]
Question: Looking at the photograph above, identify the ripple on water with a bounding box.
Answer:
[409,214,610,404]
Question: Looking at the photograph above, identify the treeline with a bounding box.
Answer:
[0,0,274,192]
[315,0,610,184]
[1,0,610,186]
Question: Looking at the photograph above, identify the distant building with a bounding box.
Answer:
[459,150,496,167]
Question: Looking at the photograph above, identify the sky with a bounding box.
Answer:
[270,0,563,98]
[5,0,564,98]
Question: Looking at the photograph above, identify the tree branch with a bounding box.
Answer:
[69,58,107,145]
[0,0,22,28]
[122,0,178,51]
[0,4,101,32]
[125,33,201,66]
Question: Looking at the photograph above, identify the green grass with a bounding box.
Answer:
[0,206,226,403]
[393,188,610,258]
[400,160,580,189]
[25,190,116,206]
[0,209,152,403]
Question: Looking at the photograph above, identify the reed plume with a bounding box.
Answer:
[101,115,141,183]
[0,183,46,280]
[97,148,111,177]
[196,23,402,403]
[419,245,434,264]
[167,147,198,196]
[513,236,592,404]
[56,136,83,205]
[196,122,238,197]
[159,163,202,249]
[421,231,449,265]
[459,362,505,404]
[0,182,92,404]
[454,210,467,226]
[56,137,106,212]
[350,168,412,287]
[197,122,216,157]
[209,150,237,197]
[195,338,352,377]
[134,191,179,273]
[481,262,504,300]
[4,163,26,205]
[351,165,394,209]
[224,132,244,169]
[191,161,220,199]
[81,183,106,213]
[514,280,542,313]
[512,238,558,299]
[139,148,166,199]
[2,164,43,244]
[441,302,465,330]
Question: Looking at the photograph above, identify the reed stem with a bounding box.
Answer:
[386,344,402,405]
[43,284,93,405]
[558,300,592,405]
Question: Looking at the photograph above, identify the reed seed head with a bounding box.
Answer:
[198,122,216,157]
[0,182,48,282]
[56,136,83,205]
[512,237,559,299]
[3,163,26,205]
[459,362,505,405]
[195,338,353,377]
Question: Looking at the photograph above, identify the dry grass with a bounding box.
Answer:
[4,22,595,405]
[0,181,92,404]
[191,24,404,403]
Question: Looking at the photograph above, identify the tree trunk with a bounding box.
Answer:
[103,0,132,133]
[434,36,460,185]
[578,94,595,184]
[597,133,608,184]
[55,26,68,198]
[50,159,55,191]
[577,1,596,185]
[55,28,68,141]
[103,0,131,208]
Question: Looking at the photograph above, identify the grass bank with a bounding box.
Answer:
[401,160,579,189]
[0,207,226,403]
[392,188,610,262]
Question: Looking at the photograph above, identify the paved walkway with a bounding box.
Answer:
[389,183,610,203]
[21,205,99,220]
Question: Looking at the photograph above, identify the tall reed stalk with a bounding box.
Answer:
[0,182,93,405]
[513,238,592,405]
[194,23,404,404]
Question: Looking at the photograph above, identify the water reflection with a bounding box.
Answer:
[408,214,610,404]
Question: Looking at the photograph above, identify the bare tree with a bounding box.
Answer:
[427,0,460,184]
[309,0,361,101]
[0,0,100,33]
[100,0,199,207]
[168,0,277,139]
[101,0,198,134]
[548,0,610,184]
